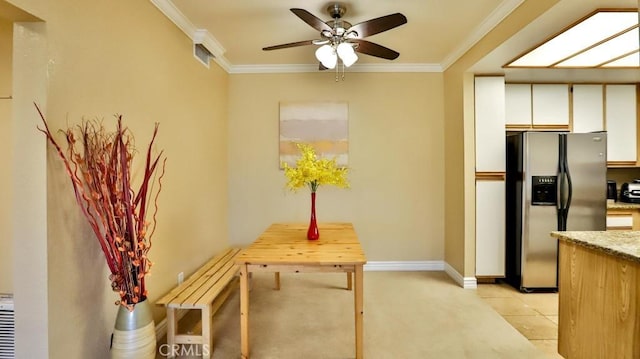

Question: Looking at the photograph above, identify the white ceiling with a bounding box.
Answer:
[158,0,639,81]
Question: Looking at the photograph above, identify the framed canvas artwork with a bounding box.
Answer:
[279,101,348,168]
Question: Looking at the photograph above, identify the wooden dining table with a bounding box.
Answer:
[235,222,367,359]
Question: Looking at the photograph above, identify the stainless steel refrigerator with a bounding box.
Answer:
[505,132,607,292]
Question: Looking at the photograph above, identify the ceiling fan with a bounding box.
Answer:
[263,3,407,71]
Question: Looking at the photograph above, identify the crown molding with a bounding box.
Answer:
[229,63,442,74]
[441,0,525,70]
[151,0,515,74]
[150,0,231,72]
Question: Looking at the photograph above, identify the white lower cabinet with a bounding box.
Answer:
[606,214,633,230]
[476,180,505,277]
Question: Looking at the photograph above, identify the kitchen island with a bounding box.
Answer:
[550,231,640,359]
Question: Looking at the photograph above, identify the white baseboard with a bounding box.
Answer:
[444,262,477,289]
[364,261,445,271]
[365,261,477,289]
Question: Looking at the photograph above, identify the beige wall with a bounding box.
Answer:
[0,17,11,293]
[442,0,560,277]
[9,0,229,357]
[228,72,445,261]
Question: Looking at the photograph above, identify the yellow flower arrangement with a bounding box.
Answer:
[282,143,349,193]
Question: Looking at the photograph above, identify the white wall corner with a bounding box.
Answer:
[444,262,478,289]
[364,261,445,272]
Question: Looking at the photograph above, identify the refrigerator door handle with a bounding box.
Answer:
[564,164,573,215]
[557,134,571,231]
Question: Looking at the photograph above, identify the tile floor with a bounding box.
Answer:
[476,282,563,358]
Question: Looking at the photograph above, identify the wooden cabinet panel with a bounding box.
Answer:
[532,84,570,126]
[476,180,505,277]
[474,76,505,172]
[572,84,604,133]
[558,240,640,359]
[606,84,637,164]
[505,84,532,127]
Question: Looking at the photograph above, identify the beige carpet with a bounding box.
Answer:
[156,271,548,359]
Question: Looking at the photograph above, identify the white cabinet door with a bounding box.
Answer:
[532,84,570,126]
[572,84,604,133]
[474,76,505,172]
[505,84,532,127]
[606,85,637,163]
[476,180,505,277]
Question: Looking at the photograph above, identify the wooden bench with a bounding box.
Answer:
[156,247,241,359]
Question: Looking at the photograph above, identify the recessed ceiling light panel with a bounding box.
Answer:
[505,10,639,68]
[556,28,639,67]
[601,51,640,67]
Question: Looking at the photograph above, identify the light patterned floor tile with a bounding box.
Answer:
[483,297,539,316]
[530,340,563,358]
[545,315,558,325]
[516,292,559,316]
[476,283,519,298]
[503,315,558,340]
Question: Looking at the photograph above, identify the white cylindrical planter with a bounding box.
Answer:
[111,299,156,359]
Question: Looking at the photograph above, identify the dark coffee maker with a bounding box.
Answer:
[607,180,617,201]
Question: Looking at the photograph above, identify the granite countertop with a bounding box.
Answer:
[551,231,640,263]
[607,201,640,210]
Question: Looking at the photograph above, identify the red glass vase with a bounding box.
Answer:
[307,192,319,240]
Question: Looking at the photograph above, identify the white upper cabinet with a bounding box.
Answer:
[474,76,506,172]
[532,84,570,126]
[606,84,637,164]
[505,84,532,127]
[572,84,604,133]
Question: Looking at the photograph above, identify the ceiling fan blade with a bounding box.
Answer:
[348,13,407,38]
[351,39,400,60]
[290,8,332,33]
[319,63,329,71]
[263,40,315,51]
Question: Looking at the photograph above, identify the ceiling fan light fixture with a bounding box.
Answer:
[264,5,407,77]
[316,44,337,69]
[342,52,358,67]
[337,42,358,67]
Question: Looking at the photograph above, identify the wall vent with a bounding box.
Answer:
[194,43,214,68]
[0,294,14,359]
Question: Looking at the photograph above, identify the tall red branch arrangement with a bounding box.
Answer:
[35,103,166,311]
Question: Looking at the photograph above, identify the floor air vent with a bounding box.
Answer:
[0,295,14,359]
